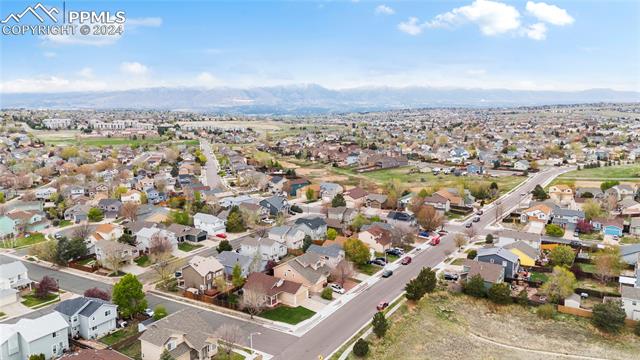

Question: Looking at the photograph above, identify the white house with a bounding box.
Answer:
[0,312,69,360]
[239,237,287,261]
[193,213,226,236]
[35,187,57,200]
[135,227,178,253]
[54,297,118,340]
[0,261,31,307]
[120,190,142,204]
[621,287,640,320]
[268,225,305,249]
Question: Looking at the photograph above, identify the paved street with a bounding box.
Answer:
[200,139,224,190]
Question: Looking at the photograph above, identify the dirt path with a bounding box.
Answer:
[468,332,609,360]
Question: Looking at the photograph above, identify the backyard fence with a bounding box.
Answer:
[557,305,638,327]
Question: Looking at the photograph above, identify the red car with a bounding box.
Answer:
[401,256,412,265]
[215,233,227,239]
[377,301,389,311]
[430,236,441,246]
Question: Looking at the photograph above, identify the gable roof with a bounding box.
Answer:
[504,241,539,260]
[294,216,327,229]
[244,272,302,296]
[477,247,520,264]
[184,255,223,277]
[0,261,27,279]
[139,309,217,350]
[462,259,504,283]
[307,244,343,258]
[0,312,69,343]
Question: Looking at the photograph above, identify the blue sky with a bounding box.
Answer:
[1,0,638,93]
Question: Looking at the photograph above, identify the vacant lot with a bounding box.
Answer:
[41,136,198,147]
[559,164,640,180]
[354,292,640,360]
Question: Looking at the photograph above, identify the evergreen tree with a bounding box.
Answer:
[372,312,388,338]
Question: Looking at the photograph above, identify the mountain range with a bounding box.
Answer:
[2,85,638,114]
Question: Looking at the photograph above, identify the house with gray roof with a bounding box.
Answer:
[0,312,69,360]
[306,244,344,268]
[294,216,327,240]
[259,195,290,216]
[139,309,219,360]
[268,225,305,249]
[621,286,640,320]
[551,208,585,227]
[461,259,505,289]
[274,252,331,294]
[476,247,521,279]
[216,251,253,278]
[55,297,118,340]
[621,244,640,265]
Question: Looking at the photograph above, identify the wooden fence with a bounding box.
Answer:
[557,305,638,327]
[183,290,240,310]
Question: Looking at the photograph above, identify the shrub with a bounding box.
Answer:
[635,322,640,337]
[592,301,626,333]
[545,224,565,237]
[467,249,477,259]
[321,287,333,300]
[485,234,494,244]
[537,304,555,319]
[487,283,512,305]
[153,305,168,320]
[353,338,369,357]
[372,312,388,338]
[516,289,529,306]
[549,245,575,267]
[84,287,111,301]
[28,355,45,360]
[463,274,485,298]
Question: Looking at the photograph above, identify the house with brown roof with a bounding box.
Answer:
[273,252,330,294]
[243,272,309,308]
[548,184,574,206]
[434,189,464,207]
[343,187,368,208]
[180,255,224,291]
[520,203,552,223]
[461,259,505,289]
[358,225,392,253]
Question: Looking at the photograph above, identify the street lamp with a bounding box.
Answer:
[249,332,261,350]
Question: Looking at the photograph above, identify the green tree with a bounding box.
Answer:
[600,180,620,192]
[305,187,315,202]
[232,263,245,287]
[55,237,88,265]
[405,277,425,301]
[114,186,128,199]
[372,312,388,338]
[160,349,175,360]
[321,287,333,300]
[169,210,191,226]
[592,301,626,333]
[353,338,369,357]
[540,266,577,303]
[485,233,494,244]
[0,192,5,203]
[532,185,549,201]
[331,193,346,207]
[351,213,370,232]
[326,228,338,240]
[467,249,477,259]
[216,240,232,253]
[516,289,529,306]
[545,224,564,237]
[226,206,246,233]
[302,235,313,252]
[463,274,486,298]
[582,199,603,220]
[593,246,624,283]
[344,238,370,265]
[488,283,512,305]
[417,267,437,294]
[549,245,575,267]
[112,274,147,319]
[28,355,45,360]
[87,207,104,222]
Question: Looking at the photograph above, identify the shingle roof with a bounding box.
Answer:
[463,259,504,283]
[139,309,217,350]
[0,261,28,280]
[294,216,327,229]
[307,244,343,258]
[477,247,520,264]
[621,286,640,300]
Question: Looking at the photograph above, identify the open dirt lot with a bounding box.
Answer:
[354,292,640,360]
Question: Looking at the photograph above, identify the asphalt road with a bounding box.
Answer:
[200,139,224,190]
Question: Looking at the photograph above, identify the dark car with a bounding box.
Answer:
[385,248,403,257]
[369,258,386,267]
[377,301,389,311]
[401,256,412,265]
[381,269,393,278]
[473,216,480,222]
[418,230,430,238]
[465,222,473,228]
[444,273,459,281]
[476,210,484,215]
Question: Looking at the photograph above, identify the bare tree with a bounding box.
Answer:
[241,282,266,319]
[330,259,355,286]
[149,232,175,281]
[72,224,92,241]
[454,233,467,249]
[105,250,127,275]
[494,203,504,223]
[415,205,444,231]
[120,202,139,221]
[465,226,478,241]
[215,324,243,356]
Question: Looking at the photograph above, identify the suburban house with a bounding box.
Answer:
[0,261,31,307]
[87,224,124,251]
[365,193,388,209]
[0,312,69,360]
[358,225,393,253]
[54,297,118,340]
[435,189,464,207]
[461,259,505,289]
[620,287,640,320]
[139,309,219,360]
[120,189,142,204]
[606,184,636,201]
[283,178,310,197]
[422,194,450,213]
[343,187,368,208]
[551,208,585,228]
[504,241,539,267]
[243,272,309,308]
[548,185,574,206]
[259,195,290,216]
[134,227,178,253]
[630,218,640,236]
[166,223,207,243]
[64,204,92,223]
[306,244,345,268]
[274,252,331,294]
[216,251,252,278]
[35,187,57,200]
[3,209,50,234]
[592,217,624,237]
[268,225,305,249]
[97,199,122,219]
[520,204,552,223]
[95,240,137,270]
[239,237,286,262]
[193,213,226,237]
[179,256,224,291]
[386,211,416,227]
[327,207,357,228]
[513,160,530,171]
[320,182,344,203]
[620,198,640,216]
[294,217,327,240]
[476,247,520,279]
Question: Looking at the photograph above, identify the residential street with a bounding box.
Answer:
[200,139,224,190]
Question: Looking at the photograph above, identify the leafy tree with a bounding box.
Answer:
[118,233,136,246]
[516,289,529,306]
[302,235,313,252]
[0,192,5,203]
[592,301,626,333]
[327,228,338,240]
[232,263,245,287]
[112,274,147,319]
[160,349,175,360]
[593,246,624,283]
[84,287,111,301]
[28,355,45,360]
[344,238,370,265]
[485,233,494,244]
[169,210,191,226]
[532,185,549,201]
[405,278,425,301]
[545,224,564,237]
[467,249,477,259]
[321,287,333,300]
[216,240,232,253]
[549,245,575,267]
[55,237,88,265]
[353,338,369,357]
[415,205,444,231]
[576,219,593,233]
[582,199,603,220]
[351,213,370,232]
[226,206,246,233]
[36,276,58,298]
[600,180,620,192]
[87,207,104,222]
[488,283,512,305]
[305,187,316,202]
[331,193,346,207]
[540,266,577,303]
[372,312,388,338]
[417,267,437,293]
[153,305,168,320]
[463,274,485,298]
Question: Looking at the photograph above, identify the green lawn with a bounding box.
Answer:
[134,255,152,267]
[577,279,620,295]
[579,232,603,241]
[559,164,640,179]
[76,257,96,266]
[577,263,597,274]
[356,263,379,276]
[0,233,46,249]
[259,306,316,325]
[58,220,72,227]
[21,292,59,308]
[117,341,141,360]
[530,272,549,282]
[450,258,466,266]
[621,236,640,244]
[214,352,246,360]
[178,242,203,252]
[100,325,138,346]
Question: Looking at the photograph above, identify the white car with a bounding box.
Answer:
[262,218,275,225]
[329,283,346,294]
[144,308,154,318]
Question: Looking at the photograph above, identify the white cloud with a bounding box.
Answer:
[375,5,395,15]
[195,72,223,87]
[120,62,149,76]
[525,22,547,40]
[398,17,424,36]
[44,32,121,46]
[426,0,521,36]
[43,51,56,58]
[126,17,163,28]
[466,69,487,76]
[78,67,94,78]
[0,76,108,93]
[526,1,574,26]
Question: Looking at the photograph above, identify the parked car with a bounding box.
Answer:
[262,218,275,225]
[385,248,403,257]
[144,308,154,318]
[329,283,346,294]
[215,233,227,239]
[54,233,63,239]
[369,258,386,267]
[174,271,182,278]
[476,210,484,215]
[438,229,448,235]
[444,273,459,281]
[473,216,480,223]
[377,301,389,311]
[401,256,412,265]
[381,269,393,278]
[418,230,430,238]
[465,222,473,228]
[431,236,441,246]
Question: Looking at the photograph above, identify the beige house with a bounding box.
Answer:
[139,309,218,360]
[273,253,330,294]
[358,226,392,253]
[243,272,309,308]
[180,255,224,291]
[548,185,574,206]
